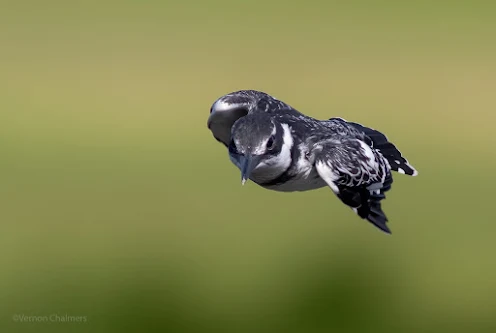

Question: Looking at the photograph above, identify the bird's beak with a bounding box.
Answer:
[240,154,262,185]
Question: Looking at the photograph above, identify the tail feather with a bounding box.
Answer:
[338,173,393,234]
[348,122,418,176]
[358,190,390,234]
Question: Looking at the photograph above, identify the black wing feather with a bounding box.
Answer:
[327,118,418,176]
[314,138,393,233]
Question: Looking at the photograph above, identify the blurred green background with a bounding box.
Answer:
[1,1,495,332]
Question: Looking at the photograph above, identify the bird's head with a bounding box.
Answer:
[207,90,292,147]
[229,113,293,185]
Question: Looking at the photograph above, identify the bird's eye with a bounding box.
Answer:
[229,139,238,154]
[266,136,275,150]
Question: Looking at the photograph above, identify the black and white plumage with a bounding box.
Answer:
[207,90,418,233]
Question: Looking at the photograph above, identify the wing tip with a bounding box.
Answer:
[392,160,418,176]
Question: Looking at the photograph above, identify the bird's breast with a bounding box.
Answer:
[258,158,327,192]
[260,170,327,192]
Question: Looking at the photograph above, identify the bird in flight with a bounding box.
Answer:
[207,90,418,233]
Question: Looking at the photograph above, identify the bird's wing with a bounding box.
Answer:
[207,90,296,147]
[314,138,393,233]
[325,117,418,176]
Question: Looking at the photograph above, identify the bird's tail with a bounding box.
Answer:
[356,172,393,234]
[348,122,418,176]
[337,173,393,234]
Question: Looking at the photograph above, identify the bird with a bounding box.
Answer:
[207,90,418,233]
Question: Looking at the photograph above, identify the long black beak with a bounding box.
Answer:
[240,154,262,185]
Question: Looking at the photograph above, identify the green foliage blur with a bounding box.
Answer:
[1,1,495,332]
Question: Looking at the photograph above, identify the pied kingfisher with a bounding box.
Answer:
[207,90,418,233]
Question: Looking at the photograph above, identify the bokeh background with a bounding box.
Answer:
[1,1,495,332]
